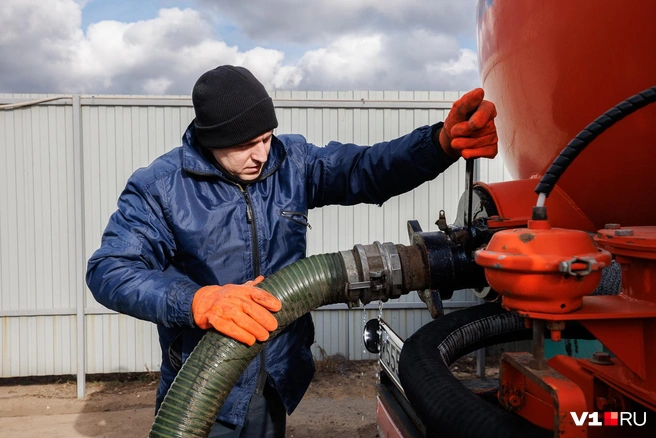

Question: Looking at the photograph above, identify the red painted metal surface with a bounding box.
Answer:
[377,395,405,438]
[596,227,656,302]
[500,352,588,436]
[547,355,648,437]
[494,229,656,428]
[476,218,612,313]
[519,229,656,398]
[578,319,656,410]
[479,179,597,232]
[474,2,656,434]
[477,0,656,229]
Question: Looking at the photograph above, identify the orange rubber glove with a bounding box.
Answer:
[191,276,282,346]
[439,88,498,160]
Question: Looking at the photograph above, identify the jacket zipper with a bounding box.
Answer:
[237,183,268,394]
[237,184,260,277]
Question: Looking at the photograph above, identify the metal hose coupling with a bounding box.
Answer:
[340,242,430,307]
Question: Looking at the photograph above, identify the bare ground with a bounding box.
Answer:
[0,356,491,438]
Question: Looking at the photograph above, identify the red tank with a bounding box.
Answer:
[477,0,656,229]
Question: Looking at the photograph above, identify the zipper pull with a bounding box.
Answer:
[246,203,253,224]
[237,184,254,224]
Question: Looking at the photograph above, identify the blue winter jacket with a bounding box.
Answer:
[86,121,454,426]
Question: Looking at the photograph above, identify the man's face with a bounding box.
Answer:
[211,131,272,181]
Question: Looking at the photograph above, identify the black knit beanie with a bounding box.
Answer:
[192,65,278,148]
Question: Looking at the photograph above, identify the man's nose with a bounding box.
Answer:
[251,141,268,162]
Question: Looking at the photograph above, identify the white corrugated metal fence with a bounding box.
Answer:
[0,92,511,385]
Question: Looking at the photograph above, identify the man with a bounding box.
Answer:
[86,65,497,437]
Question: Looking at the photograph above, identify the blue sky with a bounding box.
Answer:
[81,0,172,28]
[2,0,481,94]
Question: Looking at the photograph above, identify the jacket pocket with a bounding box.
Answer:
[281,211,312,229]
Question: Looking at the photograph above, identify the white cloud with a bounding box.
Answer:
[71,8,226,94]
[0,0,83,91]
[424,48,480,91]
[432,48,478,75]
[143,77,174,95]
[195,0,477,45]
[0,0,481,94]
[290,35,386,90]
[291,32,478,91]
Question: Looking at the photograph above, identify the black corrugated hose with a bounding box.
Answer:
[399,302,594,438]
[149,253,348,437]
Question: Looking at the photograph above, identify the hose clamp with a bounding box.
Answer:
[379,242,403,300]
[340,242,404,307]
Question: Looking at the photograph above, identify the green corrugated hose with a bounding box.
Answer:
[149,252,348,437]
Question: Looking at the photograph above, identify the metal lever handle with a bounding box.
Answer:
[464,159,475,228]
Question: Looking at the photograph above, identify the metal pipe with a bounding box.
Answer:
[530,319,547,370]
[0,95,71,110]
[73,94,87,400]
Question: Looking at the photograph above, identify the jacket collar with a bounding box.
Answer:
[181,120,286,181]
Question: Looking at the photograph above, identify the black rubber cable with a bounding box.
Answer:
[535,85,656,197]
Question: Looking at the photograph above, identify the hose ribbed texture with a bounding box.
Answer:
[535,85,656,196]
[149,253,347,437]
[399,303,593,438]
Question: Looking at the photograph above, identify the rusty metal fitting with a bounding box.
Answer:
[529,358,549,370]
[508,394,523,408]
[546,321,566,342]
[501,388,525,411]
[590,351,613,365]
[340,242,429,307]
